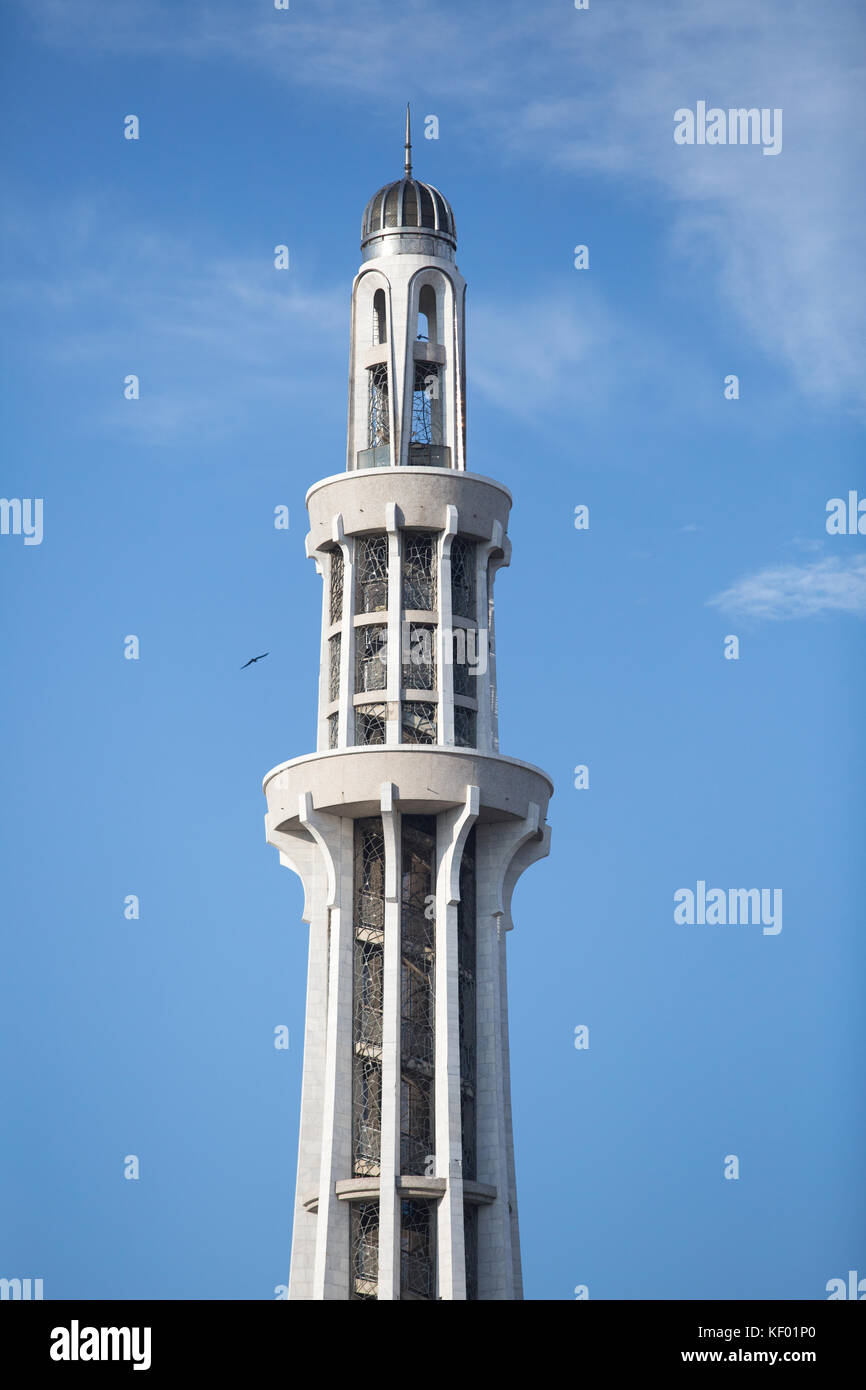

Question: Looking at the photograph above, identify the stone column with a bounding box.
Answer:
[438,504,458,746]
[385,503,402,745]
[434,786,478,1298]
[306,804,354,1299]
[376,784,401,1298]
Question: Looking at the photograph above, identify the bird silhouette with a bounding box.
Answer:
[240,652,269,669]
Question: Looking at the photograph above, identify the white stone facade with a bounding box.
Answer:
[263,141,552,1300]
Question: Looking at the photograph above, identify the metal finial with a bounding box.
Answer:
[404,103,412,178]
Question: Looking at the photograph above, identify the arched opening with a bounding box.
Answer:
[417,284,437,343]
[410,363,442,455]
[372,288,387,346]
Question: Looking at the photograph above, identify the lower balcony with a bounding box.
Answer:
[264,745,553,828]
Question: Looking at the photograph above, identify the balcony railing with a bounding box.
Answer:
[408,444,450,467]
[356,444,452,469]
[356,445,391,469]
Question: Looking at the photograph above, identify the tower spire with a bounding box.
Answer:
[404,102,412,178]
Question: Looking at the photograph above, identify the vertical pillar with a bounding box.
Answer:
[474,829,515,1299]
[385,503,402,745]
[266,828,329,1302]
[311,513,349,752]
[439,505,458,746]
[390,272,409,469]
[385,281,398,466]
[435,786,478,1298]
[476,808,545,1298]
[455,283,467,472]
[476,521,504,755]
[334,517,351,750]
[313,554,329,753]
[377,784,401,1298]
[498,924,524,1298]
[306,804,354,1300]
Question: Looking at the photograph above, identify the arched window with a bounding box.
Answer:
[450,537,475,619]
[355,533,389,613]
[367,364,389,448]
[417,284,437,343]
[410,363,441,449]
[372,289,387,346]
[402,531,436,611]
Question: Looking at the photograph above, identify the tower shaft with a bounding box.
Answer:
[263,141,552,1300]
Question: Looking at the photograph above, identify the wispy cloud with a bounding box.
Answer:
[497,3,866,409]
[707,556,866,619]
[1,201,347,444]
[13,0,866,409]
[469,286,708,429]
[470,290,621,419]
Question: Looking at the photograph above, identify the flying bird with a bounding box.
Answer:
[240,652,269,669]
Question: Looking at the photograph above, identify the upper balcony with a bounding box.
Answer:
[356,444,452,470]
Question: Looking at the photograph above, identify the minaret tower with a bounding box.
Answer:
[263,111,553,1301]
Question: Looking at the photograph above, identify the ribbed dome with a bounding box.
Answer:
[361,177,457,247]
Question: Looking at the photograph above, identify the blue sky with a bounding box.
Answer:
[1,0,863,1300]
